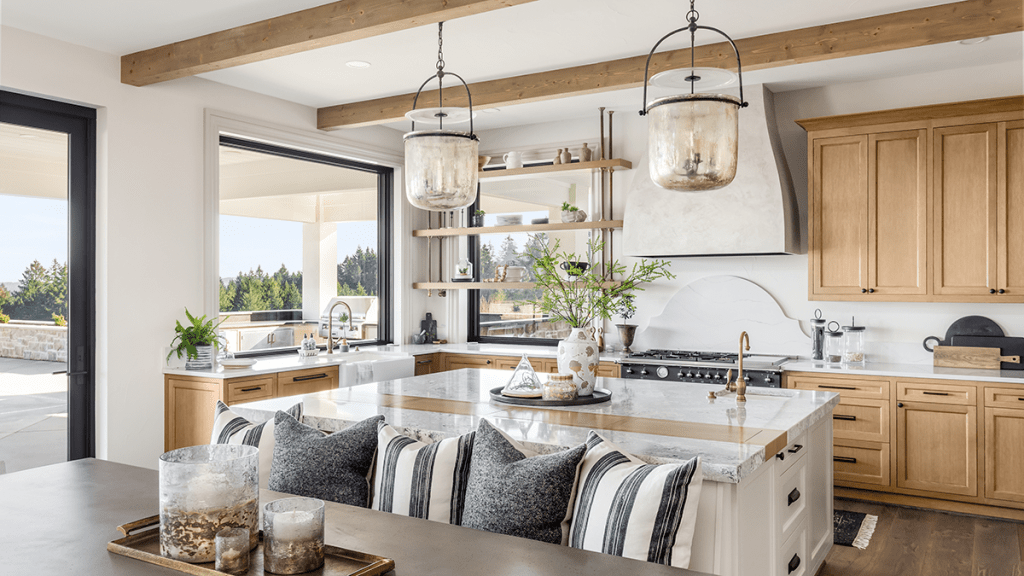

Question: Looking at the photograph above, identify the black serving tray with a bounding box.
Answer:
[489,386,612,407]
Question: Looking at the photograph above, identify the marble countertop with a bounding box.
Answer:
[164,343,627,378]
[233,369,839,484]
[784,360,1024,385]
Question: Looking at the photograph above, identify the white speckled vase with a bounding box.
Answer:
[557,327,599,396]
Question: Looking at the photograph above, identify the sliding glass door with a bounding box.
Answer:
[0,91,96,468]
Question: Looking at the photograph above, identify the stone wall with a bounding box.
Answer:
[0,324,68,362]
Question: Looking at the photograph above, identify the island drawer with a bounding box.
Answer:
[776,454,808,546]
[833,440,890,487]
[225,376,276,404]
[278,366,338,397]
[984,387,1024,409]
[776,431,807,477]
[776,518,808,576]
[787,375,889,399]
[897,381,975,405]
[832,398,889,443]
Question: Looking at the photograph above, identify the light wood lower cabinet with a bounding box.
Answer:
[442,353,621,378]
[786,371,1024,518]
[164,366,338,452]
[444,354,495,371]
[414,353,440,376]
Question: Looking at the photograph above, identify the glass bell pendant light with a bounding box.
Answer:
[404,22,479,211]
[639,0,749,191]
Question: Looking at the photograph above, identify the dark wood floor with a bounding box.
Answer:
[821,499,1024,576]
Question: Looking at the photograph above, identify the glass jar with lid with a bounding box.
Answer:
[825,330,844,365]
[842,319,866,365]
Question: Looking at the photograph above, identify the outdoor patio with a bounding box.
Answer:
[0,358,67,473]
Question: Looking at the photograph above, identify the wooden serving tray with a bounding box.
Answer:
[108,516,395,576]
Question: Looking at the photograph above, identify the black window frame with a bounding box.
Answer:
[1,90,97,460]
[217,136,393,354]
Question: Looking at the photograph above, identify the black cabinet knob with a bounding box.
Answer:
[1000,289,1006,294]
[868,288,875,293]
[898,402,904,408]
[861,288,868,293]
[990,289,997,294]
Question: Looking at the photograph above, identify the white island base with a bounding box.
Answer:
[233,370,837,576]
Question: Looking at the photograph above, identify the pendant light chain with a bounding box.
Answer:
[436,22,446,73]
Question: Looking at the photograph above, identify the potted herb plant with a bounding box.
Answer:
[472,209,486,227]
[166,308,227,370]
[560,202,587,223]
[524,238,674,395]
[615,294,638,353]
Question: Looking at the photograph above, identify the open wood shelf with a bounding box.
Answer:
[412,220,623,238]
[478,158,631,181]
[412,281,621,290]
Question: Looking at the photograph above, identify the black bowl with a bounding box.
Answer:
[560,261,590,276]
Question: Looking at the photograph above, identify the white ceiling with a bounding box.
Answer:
[2,0,1020,133]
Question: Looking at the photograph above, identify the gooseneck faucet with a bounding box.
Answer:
[327,300,354,354]
[734,331,751,402]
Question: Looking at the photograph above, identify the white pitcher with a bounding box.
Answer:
[503,151,523,169]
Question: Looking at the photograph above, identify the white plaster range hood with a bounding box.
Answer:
[624,85,799,257]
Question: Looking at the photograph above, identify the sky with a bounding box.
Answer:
[219,215,378,278]
[0,195,68,283]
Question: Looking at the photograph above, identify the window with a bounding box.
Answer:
[469,169,598,344]
[217,137,391,355]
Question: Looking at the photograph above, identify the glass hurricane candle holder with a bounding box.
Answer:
[215,527,250,575]
[159,444,259,563]
[263,497,326,575]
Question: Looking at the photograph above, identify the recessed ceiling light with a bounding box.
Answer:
[481,108,501,114]
[18,134,36,139]
[346,60,371,68]
[959,37,989,45]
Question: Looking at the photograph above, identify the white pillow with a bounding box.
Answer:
[372,422,475,524]
[210,400,302,489]
[568,432,703,569]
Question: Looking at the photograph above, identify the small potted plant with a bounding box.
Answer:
[615,294,638,353]
[560,202,587,223]
[524,238,673,395]
[472,209,486,227]
[166,308,227,370]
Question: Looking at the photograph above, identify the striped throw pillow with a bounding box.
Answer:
[210,400,302,489]
[569,432,703,569]
[372,422,475,524]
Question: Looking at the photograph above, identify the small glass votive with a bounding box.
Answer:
[215,527,250,575]
[263,497,325,575]
[543,374,578,401]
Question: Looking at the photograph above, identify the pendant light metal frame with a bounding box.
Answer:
[638,1,750,116]
[406,21,478,143]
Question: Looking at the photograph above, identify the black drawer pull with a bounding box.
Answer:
[240,386,262,392]
[788,444,804,454]
[788,487,801,506]
[833,414,857,421]
[776,452,785,461]
[1019,398,1024,402]
[788,554,801,574]
[834,456,857,464]
[293,373,328,382]
[923,391,949,396]
[416,359,432,365]
[818,385,856,390]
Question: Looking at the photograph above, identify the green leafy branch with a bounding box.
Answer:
[166,307,227,362]
[522,237,675,328]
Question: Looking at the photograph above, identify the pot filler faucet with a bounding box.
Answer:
[327,300,354,354]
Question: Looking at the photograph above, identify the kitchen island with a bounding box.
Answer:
[235,369,840,576]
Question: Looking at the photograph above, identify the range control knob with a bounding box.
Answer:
[686,372,694,378]
[640,368,649,376]
[656,366,669,379]
[713,373,721,380]
[764,374,773,383]
[678,370,686,379]
[625,367,634,375]
[743,375,751,382]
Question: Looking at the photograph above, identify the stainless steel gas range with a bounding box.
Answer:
[620,349,789,388]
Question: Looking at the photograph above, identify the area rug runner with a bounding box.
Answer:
[833,510,877,549]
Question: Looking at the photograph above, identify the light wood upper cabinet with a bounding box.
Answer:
[933,123,999,295]
[869,130,928,295]
[812,136,867,295]
[799,97,1023,302]
[998,120,1024,296]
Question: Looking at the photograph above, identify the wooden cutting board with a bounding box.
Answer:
[934,345,1021,370]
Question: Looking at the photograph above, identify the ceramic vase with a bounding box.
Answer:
[557,327,599,396]
[580,144,592,162]
[560,149,572,164]
[553,149,562,165]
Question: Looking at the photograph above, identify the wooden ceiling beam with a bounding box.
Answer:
[121,0,538,87]
[318,0,1022,129]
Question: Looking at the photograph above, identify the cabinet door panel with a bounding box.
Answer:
[813,136,868,294]
[985,407,1024,503]
[999,121,1024,295]
[868,130,927,294]
[165,377,222,452]
[444,354,495,371]
[896,401,977,496]
[933,124,998,294]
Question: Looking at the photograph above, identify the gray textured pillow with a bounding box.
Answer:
[461,419,586,544]
[269,411,384,507]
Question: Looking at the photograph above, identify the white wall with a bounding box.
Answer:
[475,62,1024,365]
[0,25,404,468]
